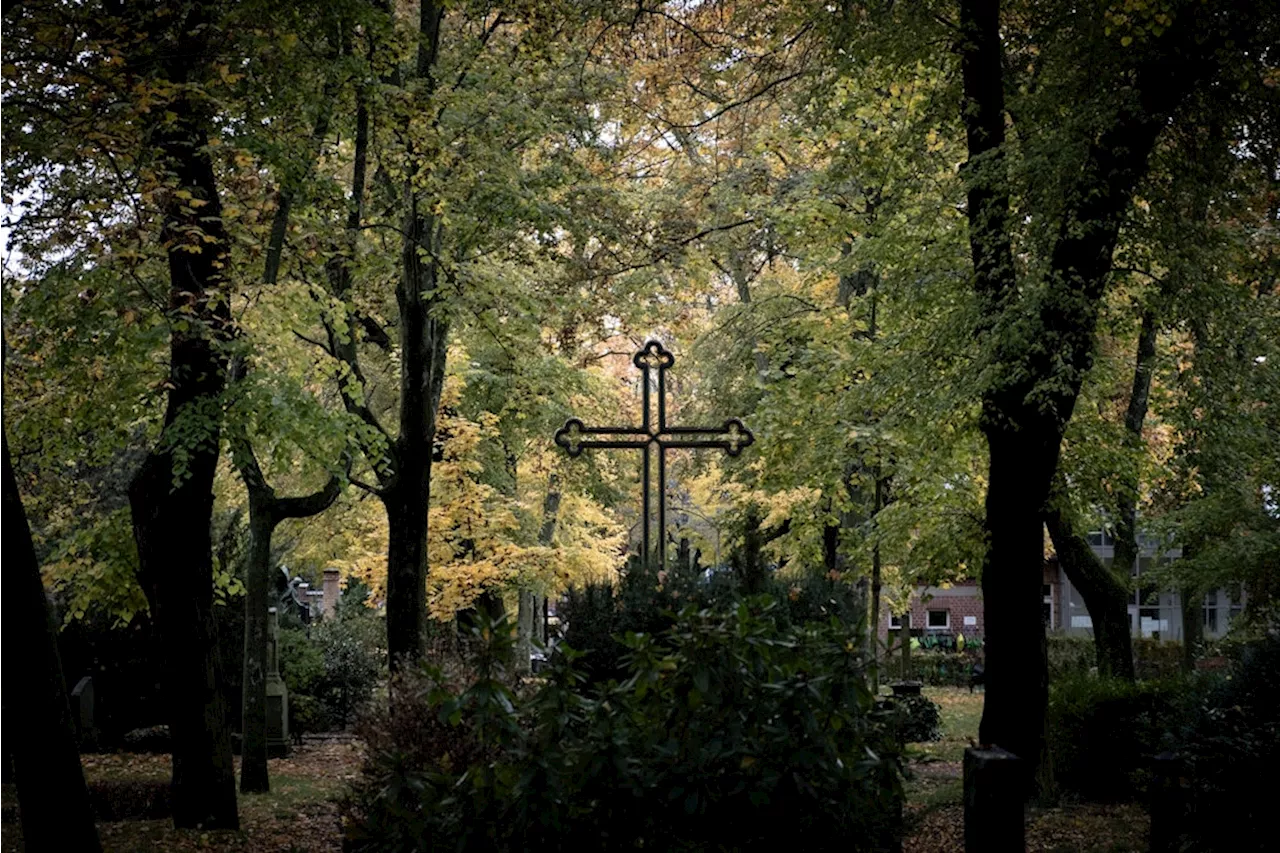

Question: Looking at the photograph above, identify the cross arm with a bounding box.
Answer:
[554,418,649,458]
[659,418,755,456]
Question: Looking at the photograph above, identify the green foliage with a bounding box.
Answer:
[561,558,868,683]
[278,606,384,734]
[1044,634,1186,682]
[891,693,942,744]
[1046,635,1098,682]
[343,607,904,852]
[880,651,981,688]
[1167,638,1280,851]
[1042,674,1183,802]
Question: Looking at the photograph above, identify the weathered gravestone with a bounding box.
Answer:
[70,675,98,751]
[265,606,290,757]
[963,746,1025,853]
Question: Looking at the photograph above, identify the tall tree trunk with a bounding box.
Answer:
[870,475,885,692]
[382,0,449,670]
[0,691,11,783]
[1044,486,1135,680]
[233,75,342,792]
[4,434,102,853]
[128,56,239,827]
[958,0,1223,774]
[977,433,1053,763]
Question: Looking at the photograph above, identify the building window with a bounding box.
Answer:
[1086,530,1115,548]
[1203,590,1218,635]
[1043,584,1053,628]
[926,609,949,630]
[888,612,911,630]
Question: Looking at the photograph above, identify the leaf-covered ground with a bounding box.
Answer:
[902,687,1150,853]
[1,738,360,853]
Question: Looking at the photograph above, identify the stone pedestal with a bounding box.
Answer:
[963,746,1024,853]
[1149,752,1186,853]
[265,607,290,757]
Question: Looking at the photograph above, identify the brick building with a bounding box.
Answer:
[878,531,1243,642]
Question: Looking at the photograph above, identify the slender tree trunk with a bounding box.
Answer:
[1044,491,1135,680]
[1113,308,1159,578]
[239,503,275,794]
[0,696,11,778]
[233,458,340,794]
[233,72,341,791]
[518,479,562,671]
[1180,583,1203,673]
[4,434,102,853]
[870,476,885,692]
[385,478,431,668]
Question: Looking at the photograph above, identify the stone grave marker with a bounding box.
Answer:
[71,675,98,751]
[265,606,291,757]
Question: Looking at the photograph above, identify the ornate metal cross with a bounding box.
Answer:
[554,340,754,571]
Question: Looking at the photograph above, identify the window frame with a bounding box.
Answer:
[926,609,950,630]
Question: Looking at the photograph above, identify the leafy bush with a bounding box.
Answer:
[1046,635,1096,681]
[1166,636,1280,851]
[892,693,942,743]
[1132,638,1183,680]
[278,605,384,733]
[561,560,868,684]
[1045,634,1185,682]
[1042,673,1180,801]
[880,650,980,687]
[343,604,904,852]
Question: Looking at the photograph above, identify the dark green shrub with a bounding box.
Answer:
[561,561,868,685]
[279,606,385,733]
[1132,638,1183,680]
[1167,637,1280,852]
[343,604,904,852]
[880,650,980,686]
[1046,634,1096,681]
[1043,673,1179,801]
[893,693,942,743]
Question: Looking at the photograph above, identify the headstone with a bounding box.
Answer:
[71,676,98,751]
[322,568,341,619]
[963,747,1025,853]
[890,681,923,697]
[265,607,291,757]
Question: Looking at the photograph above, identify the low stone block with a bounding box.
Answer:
[963,746,1025,853]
